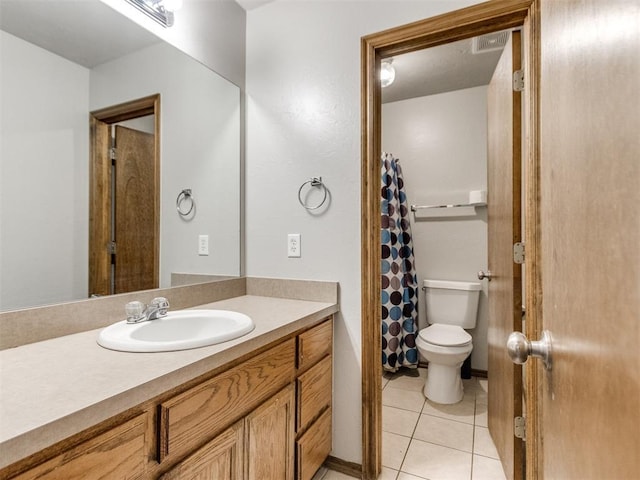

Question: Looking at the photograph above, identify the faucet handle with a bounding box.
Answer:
[150,297,170,316]
[125,301,146,323]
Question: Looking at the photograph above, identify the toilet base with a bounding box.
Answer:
[424,363,464,404]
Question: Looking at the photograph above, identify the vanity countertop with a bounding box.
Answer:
[0,294,338,469]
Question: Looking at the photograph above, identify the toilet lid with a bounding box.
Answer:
[419,324,472,347]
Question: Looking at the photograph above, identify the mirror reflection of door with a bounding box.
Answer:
[113,124,156,293]
[89,95,160,296]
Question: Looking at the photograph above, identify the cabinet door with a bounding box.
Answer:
[160,421,244,480]
[245,385,295,480]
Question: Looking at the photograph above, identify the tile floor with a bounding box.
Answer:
[324,368,507,480]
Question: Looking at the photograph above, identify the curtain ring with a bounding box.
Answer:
[298,177,328,210]
[176,189,194,216]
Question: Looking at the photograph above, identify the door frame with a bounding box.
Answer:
[89,94,161,296]
[360,1,542,478]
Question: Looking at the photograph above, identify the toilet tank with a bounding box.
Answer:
[423,279,481,328]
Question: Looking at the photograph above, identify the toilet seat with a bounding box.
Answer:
[419,324,472,347]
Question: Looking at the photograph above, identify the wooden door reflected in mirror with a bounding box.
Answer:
[89,95,160,296]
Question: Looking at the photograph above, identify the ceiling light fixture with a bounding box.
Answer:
[380,59,396,88]
[125,0,183,28]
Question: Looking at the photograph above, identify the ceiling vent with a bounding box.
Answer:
[472,31,510,54]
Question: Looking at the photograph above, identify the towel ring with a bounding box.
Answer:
[298,177,328,210]
[176,189,194,216]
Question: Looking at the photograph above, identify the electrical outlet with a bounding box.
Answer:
[198,235,209,255]
[287,234,301,258]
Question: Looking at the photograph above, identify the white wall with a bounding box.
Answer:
[0,31,90,311]
[245,0,483,464]
[382,86,489,371]
[100,0,246,88]
[90,42,241,286]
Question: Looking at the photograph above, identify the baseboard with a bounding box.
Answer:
[323,455,362,479]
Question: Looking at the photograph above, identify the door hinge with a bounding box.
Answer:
[109,147,116,162]
[108,241,117,255]
[513,69,524,92]
[513,242,525,264]
[514,416,526,440]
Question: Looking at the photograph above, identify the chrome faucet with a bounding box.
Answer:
[125,297,170,324]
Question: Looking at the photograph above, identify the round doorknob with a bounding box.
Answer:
[478,270,493,280]
[507,330,553,370]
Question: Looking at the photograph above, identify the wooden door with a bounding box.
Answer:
[89,118,112,296]
[113,125,157,294]
[245,385,295,480]
[537,0,640,478]
[89,94,160,297]
[160,421,244,480]
[487,30,523,480]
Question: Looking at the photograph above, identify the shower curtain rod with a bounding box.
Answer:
[411,202,486,211]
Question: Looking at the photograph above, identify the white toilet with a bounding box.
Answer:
[416,279,481,404]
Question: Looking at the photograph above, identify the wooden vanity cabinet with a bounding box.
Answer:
[3,317,333,480]
[161,384,296,480]
[160,317,334,480]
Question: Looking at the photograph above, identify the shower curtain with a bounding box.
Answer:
[381,153,419,372]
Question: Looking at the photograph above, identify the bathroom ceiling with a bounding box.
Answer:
[380,36,505,103]
[0,1,160,68]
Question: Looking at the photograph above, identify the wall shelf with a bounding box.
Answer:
[410,190,487,213]
[410,202,486,212]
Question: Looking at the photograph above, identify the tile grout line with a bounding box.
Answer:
[470,384,477,480]
[394,392,423,478]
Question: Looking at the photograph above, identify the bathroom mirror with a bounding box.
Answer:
[0,0,241,312]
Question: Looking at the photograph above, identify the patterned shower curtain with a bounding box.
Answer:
[381,153,419,372]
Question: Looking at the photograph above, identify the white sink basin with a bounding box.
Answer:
[97,309,254,352]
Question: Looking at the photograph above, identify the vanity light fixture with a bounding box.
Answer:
[125,0,183,27]
[380,59,396,88]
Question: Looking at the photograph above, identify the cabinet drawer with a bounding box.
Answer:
[295,407,332,480]
[297,319,332,371]
[296,355,332,433]
[158,339,296,463]
[13,413,148,480]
